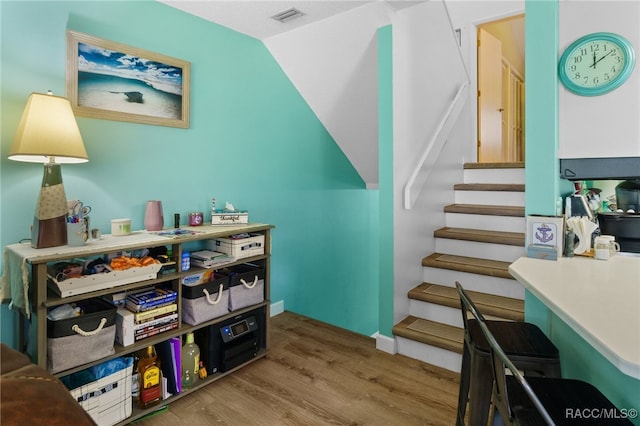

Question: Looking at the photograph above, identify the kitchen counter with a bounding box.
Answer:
[509,254,640,379]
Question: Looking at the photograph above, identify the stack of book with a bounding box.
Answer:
[117,287,179,344]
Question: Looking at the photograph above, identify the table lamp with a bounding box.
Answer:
[8,91,89,248]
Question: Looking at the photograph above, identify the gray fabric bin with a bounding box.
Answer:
[47,298,116,373]
[182,278,230,325]
[226,264,265,311]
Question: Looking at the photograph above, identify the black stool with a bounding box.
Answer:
[457,281,632,425]
[455,282,562,426]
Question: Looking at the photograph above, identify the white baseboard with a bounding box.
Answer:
[270,300,284,316]
[374,332,397,354]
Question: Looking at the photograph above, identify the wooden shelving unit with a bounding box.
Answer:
[6,223,274,424]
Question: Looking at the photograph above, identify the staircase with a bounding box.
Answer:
[393,162,527,372]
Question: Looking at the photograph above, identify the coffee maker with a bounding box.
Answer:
[597,179,640,253]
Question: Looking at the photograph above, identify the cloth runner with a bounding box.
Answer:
[0,247,31,318]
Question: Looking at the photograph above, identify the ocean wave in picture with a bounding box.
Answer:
[76,42,183,119]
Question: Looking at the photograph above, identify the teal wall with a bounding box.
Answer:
[525,1,640,421]
[0,1,380,347]
[524,0,561,218]
[377,25,393,337]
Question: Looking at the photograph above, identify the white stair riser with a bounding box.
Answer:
[409,300,463,328]
[396,336,462,373]
[455,190,525,206]
[422,267,525,299]
[410,298,517,324]
[464,168,524,184]
[435,238,525,262]
[445,213,525,233]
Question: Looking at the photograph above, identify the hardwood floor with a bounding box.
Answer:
[134,311,460,425]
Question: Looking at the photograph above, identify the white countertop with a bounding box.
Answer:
[509,255,640,379]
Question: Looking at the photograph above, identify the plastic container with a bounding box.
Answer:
[111,219,131,236]
[181,252,190,271]
[594,236,610,260]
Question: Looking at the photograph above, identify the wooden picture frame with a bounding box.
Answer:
[66,30,190,128]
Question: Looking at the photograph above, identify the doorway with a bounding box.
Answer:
[477,15,525,163]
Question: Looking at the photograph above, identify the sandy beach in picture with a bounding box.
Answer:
[76,41,184,120]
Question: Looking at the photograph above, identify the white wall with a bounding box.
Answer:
[264,2,393,188]
[558,0,640,159]
[482,17,525,75]
[391,0,469,324]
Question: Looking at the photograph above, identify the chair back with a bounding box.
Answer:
[455,282,556,426]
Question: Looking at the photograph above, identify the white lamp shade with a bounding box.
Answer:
[8,92,89,164]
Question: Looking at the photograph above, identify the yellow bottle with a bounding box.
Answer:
[138,345,162,409]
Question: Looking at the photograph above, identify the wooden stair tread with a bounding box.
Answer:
[434,227,524,246]
[453,183,524,192]
[422,253,514,279]
[393,316,464,354]
[463,162,524,169]
[409,283,524,321]
[444,204,524,217]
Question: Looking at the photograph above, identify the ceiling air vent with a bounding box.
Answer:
[271,8,305,23]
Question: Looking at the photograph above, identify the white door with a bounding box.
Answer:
[478,28,504,162]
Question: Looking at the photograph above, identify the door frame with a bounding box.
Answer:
[459,11,525,163]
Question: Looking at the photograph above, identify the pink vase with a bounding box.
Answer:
[144,200,164,231]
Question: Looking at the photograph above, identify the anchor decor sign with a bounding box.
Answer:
[526,215,565,259]
[66,30,190,128]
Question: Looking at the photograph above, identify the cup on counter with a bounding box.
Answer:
[599,235,621,256]
[91,228,102,240]
[594,236,620,260]
[111,218,131,236]
[67,221,87,246]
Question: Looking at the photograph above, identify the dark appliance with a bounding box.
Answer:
[195,305,266,374]
[615,179,640,212]
[598,179,640,253]
[598,213,640,253]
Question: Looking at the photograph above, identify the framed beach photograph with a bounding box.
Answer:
[66,30,190,128]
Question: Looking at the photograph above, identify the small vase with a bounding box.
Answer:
[144,200,164,231]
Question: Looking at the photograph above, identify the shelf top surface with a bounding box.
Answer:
[6,223,273,264]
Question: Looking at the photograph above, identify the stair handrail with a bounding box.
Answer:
[403,82,470,210]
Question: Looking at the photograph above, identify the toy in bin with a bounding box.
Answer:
[211,201,248,225]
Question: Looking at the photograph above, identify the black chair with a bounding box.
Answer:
[455,282,562,426]
[456,281,633,425]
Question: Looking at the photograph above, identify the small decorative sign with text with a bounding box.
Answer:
[526,215,565,260]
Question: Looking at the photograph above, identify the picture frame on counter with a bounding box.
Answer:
[66,30,190,128]
[526,215,565,260]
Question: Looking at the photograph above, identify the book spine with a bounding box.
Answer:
[170,337,182,394]
[133,304,177,322]
[127,287,177,305]
[126,294,178,312]
[134,313,178,331]
[135,318,179,337]
[134,321,179,342]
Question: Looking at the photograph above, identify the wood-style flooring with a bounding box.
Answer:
[133,311,460,425]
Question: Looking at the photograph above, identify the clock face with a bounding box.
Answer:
[559,32,636,96]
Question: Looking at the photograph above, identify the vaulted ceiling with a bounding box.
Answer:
[159,1,423,40]
[158,1,426,188]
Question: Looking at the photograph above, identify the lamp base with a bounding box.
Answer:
[31,162,68,249]
[32,215,68,248]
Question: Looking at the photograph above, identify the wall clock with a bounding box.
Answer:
[558,32,636,96]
